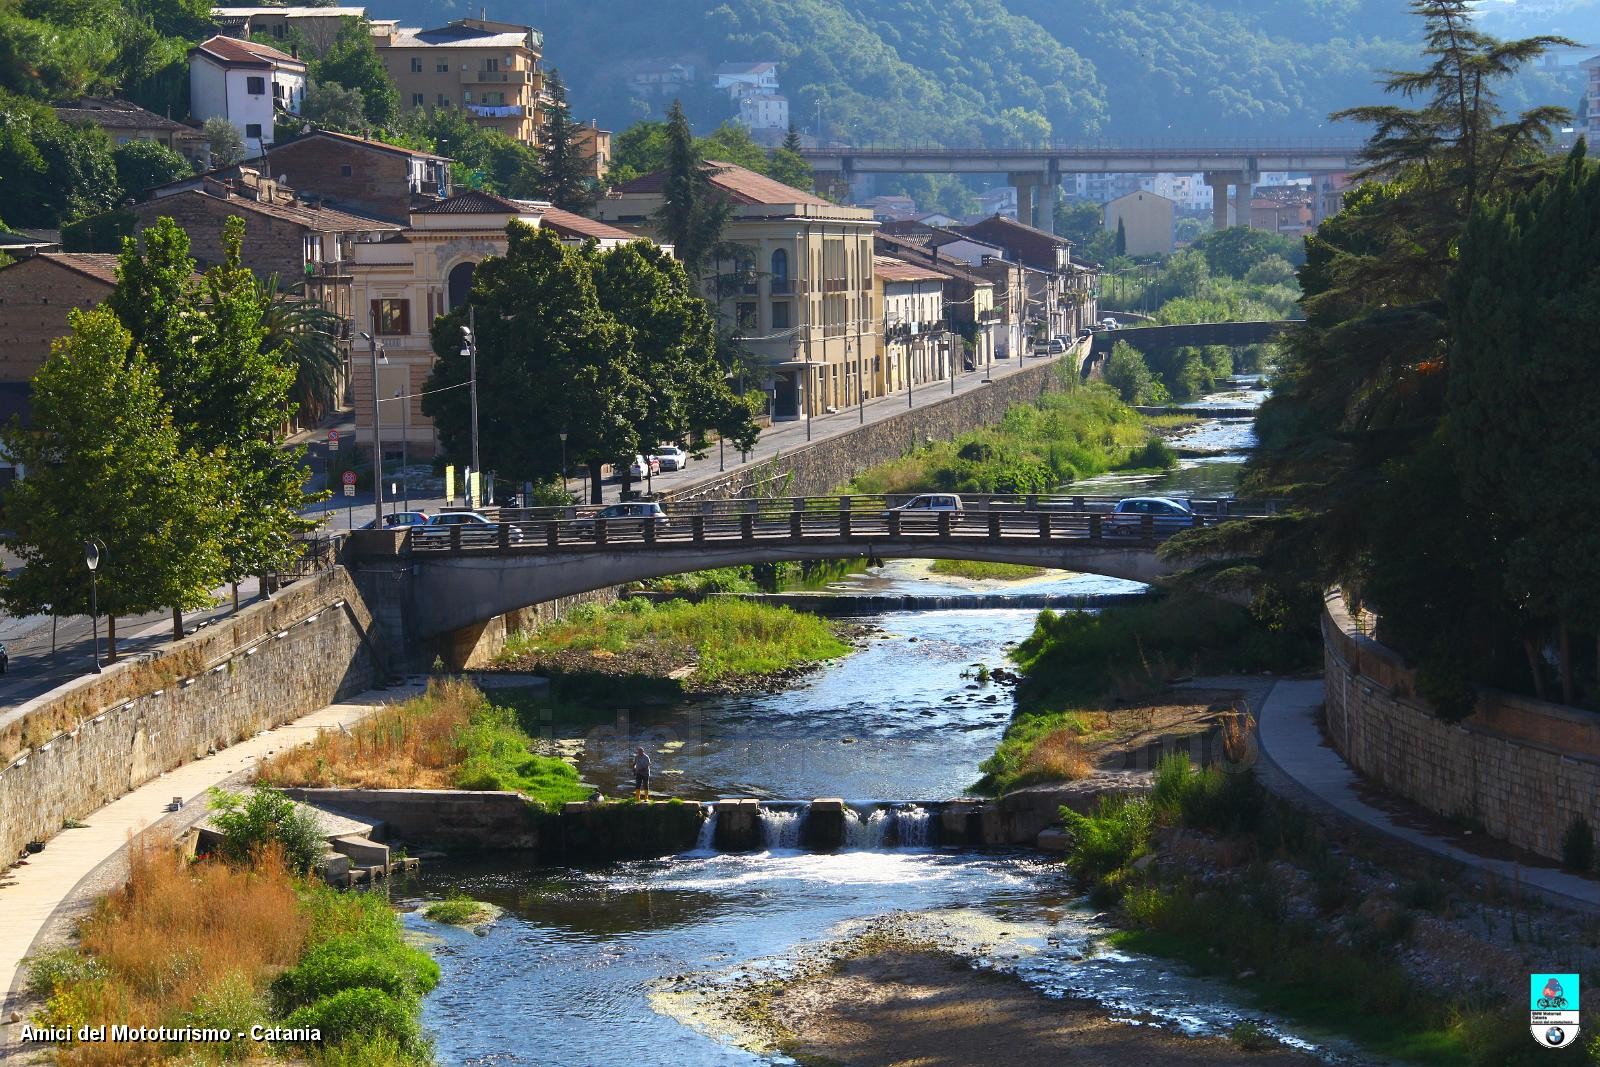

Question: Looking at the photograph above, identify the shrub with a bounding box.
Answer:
[270,936,439,1014]
[284,987,422,1049]
[1125,438,1177,470]
[1060,794,1154,887]
[1229,1020,1274,1052]
[423,898,487,925]
[1561,814,1595,874]
[208,786,326,872]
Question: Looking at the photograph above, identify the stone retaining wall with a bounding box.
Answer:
[664,356,1073,503]
[1322,593,1600,861]
[0,568,381,867]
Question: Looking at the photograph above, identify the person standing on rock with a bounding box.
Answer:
[632,747,651,802]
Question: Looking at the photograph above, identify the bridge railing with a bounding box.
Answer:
[405,505,1239,555]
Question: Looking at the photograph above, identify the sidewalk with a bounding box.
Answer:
[1254,679,1599,914]
[0,684,423,1044]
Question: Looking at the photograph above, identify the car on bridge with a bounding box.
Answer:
[571,501,671,539]
[364,510,430,530]
[884,494,964,525]
[1103,497,1197,537]
[1097,318,1120,331]
[425,510,526,543]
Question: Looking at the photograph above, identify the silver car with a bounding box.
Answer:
[1103,496,1196,537]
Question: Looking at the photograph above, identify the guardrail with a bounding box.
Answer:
[403,505,1234,556]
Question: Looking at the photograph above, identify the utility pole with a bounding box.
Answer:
[462,308,481,479]
[361,332,385,526]
[855,336,864,424]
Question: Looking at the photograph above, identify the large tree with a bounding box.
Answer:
[111,139,191,199]
[654,100,732,279]
[422,223,643,502]
[535,69,599,214]
[310,17,399,128]
[0,308,230,660]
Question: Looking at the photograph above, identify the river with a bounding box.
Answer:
[400,380,1332,1066]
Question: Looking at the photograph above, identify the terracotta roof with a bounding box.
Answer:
[190,34,304,68]
[3,252,124,286]
[960,213,1073,247]
[537,207,639,242]
[279,128,450,162]
[873,235,991,288]
[53,98,198,135]
[414,189,525,215]
[613,161,833,209]
[873,256,945,283]
[142,189,397,232]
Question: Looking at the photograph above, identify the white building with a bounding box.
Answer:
[713,61,779,97]
[737,92,789,132]
[1138,173,1213,212]
[189,34,305,150]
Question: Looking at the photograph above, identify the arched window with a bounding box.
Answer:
[447,261,476,310]
[770,248,789,293]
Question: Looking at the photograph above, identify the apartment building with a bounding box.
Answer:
[210,6,398,54]
[874,256,950,395]
[374,18,546,146]
[599,162,879,422]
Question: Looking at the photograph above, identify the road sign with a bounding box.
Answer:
[327,429,339,451]
[342,470,357,486]
[343,484,355,497]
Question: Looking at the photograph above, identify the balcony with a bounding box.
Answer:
[464,69,532,84]
[466,104,527,119]
[306,260,351,279]
[771,278,794,295]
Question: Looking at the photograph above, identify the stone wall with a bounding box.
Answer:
[0,568,381,867]
[664,355,1074,503]
[1322,593,1600,861]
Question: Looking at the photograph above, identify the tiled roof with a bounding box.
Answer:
[32,252,123,286]
[613,161,833,209]
[961,213,1072,247]
[415,189,525,215]
[147,189,398,232]
[53,98,198,134]
[210,6,369,17]
[191,34,304,67]
[715,62,777,76]
[537,207,640,242]
[874,236,991,288]
[873,256,945,283]
[279,128,450,162]
[384,26,532,49]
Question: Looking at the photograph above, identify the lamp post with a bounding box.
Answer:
[854,335,864,425]
[460,311,481,479]
[395,385,410,512]
[359,332,387,526]
[804,348,813,442]
[83,540,102,674]
[559,430,568,496]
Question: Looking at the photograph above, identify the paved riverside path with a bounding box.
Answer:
[1254,679,1600,913]
[0,684,423,1047]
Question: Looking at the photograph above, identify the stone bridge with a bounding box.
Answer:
[345,494,1270,664]
[1089,320,1301,359]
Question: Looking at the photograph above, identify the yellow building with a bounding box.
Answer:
[598,162,880,422]
[375,17,547,147]
[873,256,949,395]
[1103,190,1175,256]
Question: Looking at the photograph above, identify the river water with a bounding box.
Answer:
[402,380,1334,1066]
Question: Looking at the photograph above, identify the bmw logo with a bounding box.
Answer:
[1545,1027,1566,1046]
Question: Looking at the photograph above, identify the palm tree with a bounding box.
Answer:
[256,275,345,424]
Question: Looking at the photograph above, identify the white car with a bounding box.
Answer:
[655,445,689,472]
[427,511,524,542]
[1098,318,1120,331]
[884,493,964,525]
[628,454,660,479]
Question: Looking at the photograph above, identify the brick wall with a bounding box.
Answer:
[1322,593,1600,861]
[131,192,305,278]
[0,568,382,867]
[268,138,412,223]
[0,258,113,384]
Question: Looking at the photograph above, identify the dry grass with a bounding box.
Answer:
[258,678,480,791]
[35,836,307,1066]
[1017,729,1095,783]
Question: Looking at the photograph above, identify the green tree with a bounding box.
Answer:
[0,308,230,660]
[301,81,369,132]
[605,119,668,185]
[0,99,120,227]
[534,69,599,214]
[203,116,246,167]
[111,138,190,198]
[655,100,732,279]
[696,122,769,172]
[1103,340,1166,404]
[766,142,812,191]
[310,17,399,128]
[1194,225,1303,278]
[422,223,643,502]
[1113,216,1127,256]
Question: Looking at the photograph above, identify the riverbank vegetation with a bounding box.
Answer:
[635,558,865,595]
[926,560,1048,581]
[1057,756,1595,1065]
[257,680,590,810]
[26,831,438,1067]
[849,378,1173,496]
[497,597,851,693]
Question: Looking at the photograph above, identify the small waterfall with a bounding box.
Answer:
[892,805,931,848]
[693,809,718,852]
[758,806,805,850]
[843,807,889,849]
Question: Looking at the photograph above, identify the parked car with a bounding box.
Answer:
[1102,496,1196,537]
[572,501,670,538]
[1031,337,1067,356]
[365,510,430,530]
[884,493,964,525]
[655,445,689,472]
[427,511,525,542]
[1098,317,1120,331]
[628,453,661,479]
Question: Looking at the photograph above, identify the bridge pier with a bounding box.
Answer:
[1008,172,1040,228]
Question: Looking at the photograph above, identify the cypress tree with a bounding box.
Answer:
[536,69,600,215]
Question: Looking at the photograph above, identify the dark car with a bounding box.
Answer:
[572,501,670,538]
[1102,496,1197,537]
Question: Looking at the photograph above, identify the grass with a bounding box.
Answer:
[422,897,489,925]
[499,597,851,683]
[975,709,1108,793]
[26,836,436,1066]
[848,380,1172,496]
[926,560,1049,581]
[257,679,590,810]
[638,559,867,595]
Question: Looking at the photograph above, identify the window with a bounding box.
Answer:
[771,301,790,329]
[436,61,449,73]
[736,302,757,332]
[246,76,266,95]
[272,81,284,100]
[770,248,789,293]
[371,299,410,336]
[411,93,424,107]
[485,57,500,72]
[244,123,262,140]
[410,57,423,73]
[340,164,353,177]
[461,91,472,104]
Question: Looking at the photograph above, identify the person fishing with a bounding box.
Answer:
[631,746,651,802]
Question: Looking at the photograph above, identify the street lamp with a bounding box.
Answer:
[460,312,481,480]
[359,332,388,526]
[558,430,568,496]
[83,539,102,673]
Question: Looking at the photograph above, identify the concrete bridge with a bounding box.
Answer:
[1089,320,1301,359]
[344,494,1269,659]
[800,142,1364,231]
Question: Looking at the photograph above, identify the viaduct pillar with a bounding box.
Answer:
[1008,172,1039,228]
[1202,171,1235,230]
[1038,163,1061,234]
